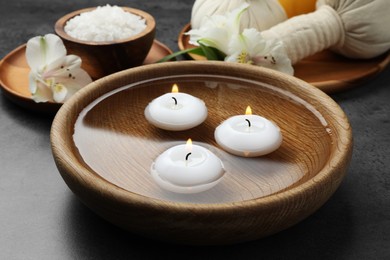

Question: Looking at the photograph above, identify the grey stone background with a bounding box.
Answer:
[0,0,389,259]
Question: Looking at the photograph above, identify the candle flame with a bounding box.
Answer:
[185,138,193,152]
[172,84,179,93]
[245,106,252,115]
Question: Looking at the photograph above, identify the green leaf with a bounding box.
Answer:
[198,42,220,60]
[156,43,227,63]
[156,47,205,63]
[209,46,227,60]
[187,47,206,57]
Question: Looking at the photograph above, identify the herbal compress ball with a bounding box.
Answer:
[261,0,390,64]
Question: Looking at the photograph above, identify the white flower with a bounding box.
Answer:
[185,3,294,75]
[187,3,249,54]
[26,34,92,103]
[226,28,294,75]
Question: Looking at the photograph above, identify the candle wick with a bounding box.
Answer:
[185,152,192,161]
[245,119,251,127]
[172,97,178,106]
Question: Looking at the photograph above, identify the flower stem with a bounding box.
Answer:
[156,43,227,63]
[156,47,205,63]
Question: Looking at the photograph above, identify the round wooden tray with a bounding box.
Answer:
[178,23,390,93]
[0,40,172,113]
[51,61,352,245]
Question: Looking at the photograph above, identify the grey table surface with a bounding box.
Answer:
[1,0,389,259]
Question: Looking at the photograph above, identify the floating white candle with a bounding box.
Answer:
[151,139,225,194]
[214,106,282,157]
[144,84,207,131]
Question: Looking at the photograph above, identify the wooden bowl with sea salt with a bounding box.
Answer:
[51,61,353,245]
[55,6,155,80]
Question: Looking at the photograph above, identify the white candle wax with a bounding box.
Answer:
[144,84,207,131]
[214,107,282,157]
[151,140,225,194]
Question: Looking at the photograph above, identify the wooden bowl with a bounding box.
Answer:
[55,7,156,80]
[51,61,353,245]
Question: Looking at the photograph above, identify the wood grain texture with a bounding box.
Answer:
[178,23,390,93]
[51,61,353,245]
[54,7,156,80]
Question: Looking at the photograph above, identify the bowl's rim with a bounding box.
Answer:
[54,6,156,46]
[51,61,353,213]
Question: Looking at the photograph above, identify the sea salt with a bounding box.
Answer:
[64,5,147,42]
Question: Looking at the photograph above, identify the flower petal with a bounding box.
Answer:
[225,52,239,63]
[28,72,38,94]
[31,81,53,103]
[55,68,92,102]
[228,3,249,33]
[187,3,249,55]
[26,33,92,103]
[226,28,294,75]
[43,55,82,79]
[26,34,66,71]
[256,40,294,75]
[52,84,68,103]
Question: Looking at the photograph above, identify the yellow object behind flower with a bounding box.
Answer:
[278,0,316,17]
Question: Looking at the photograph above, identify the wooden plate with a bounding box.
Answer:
[0,40,172,113]
[51,61,353,245]
[178,23,390,93]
